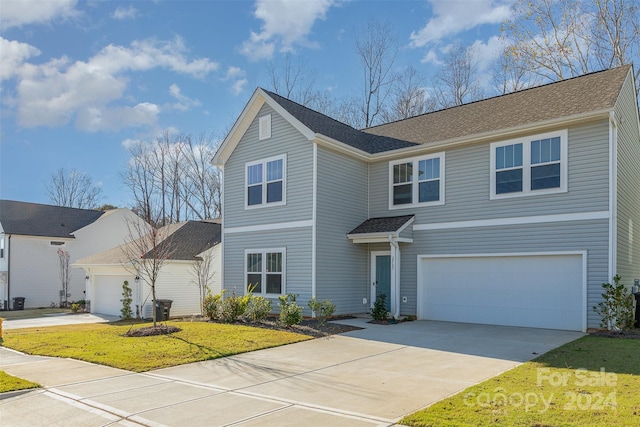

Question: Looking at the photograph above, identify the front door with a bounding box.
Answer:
[371,252,391,312]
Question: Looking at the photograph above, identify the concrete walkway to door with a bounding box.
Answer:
[0,319,583,426]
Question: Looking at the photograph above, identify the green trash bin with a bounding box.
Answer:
[155,299,173,321]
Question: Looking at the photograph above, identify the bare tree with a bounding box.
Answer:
[432,44,484,108]
[266,54,318,105]
[57,248,71,307]
[120,217,174,327]
[503,0,640,89]
[384,66,436,122]
[492,45,541,95]
[355,19,399,127]
[190,248,216,316]
[122,132,221,226]
[46,168,102,209]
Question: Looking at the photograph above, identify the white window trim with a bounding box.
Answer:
[388,152,445,210]
[244,248,286,296]
[490,129,568,200]
[245,154,287,210]
[258,114,272,140]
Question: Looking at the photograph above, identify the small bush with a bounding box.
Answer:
[120,280,133,320]
[221,289,250,323]
[593,274,635,331]
[70,303,81,313]
[370,293,389,322]
[307,296,336,325]
[278,293,303,326]
[202,289,224,320]
[246,295,272,322]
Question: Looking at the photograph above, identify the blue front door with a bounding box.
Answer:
[375,255,391,312]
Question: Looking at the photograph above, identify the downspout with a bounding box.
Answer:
[6,235,11,310]
[389,236,400,320]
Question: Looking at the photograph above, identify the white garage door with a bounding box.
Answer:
[418,254,585,331]
[93,275,129,316]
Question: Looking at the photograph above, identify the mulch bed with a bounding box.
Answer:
[589,329,640,339]
[124,325,182,337]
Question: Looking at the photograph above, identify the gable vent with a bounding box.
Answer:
[259,114,272,140]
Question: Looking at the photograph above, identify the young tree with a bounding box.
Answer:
[190,248,216,316]
[57,248,71,307]
[46,168,102,209]
[120,217,174,327]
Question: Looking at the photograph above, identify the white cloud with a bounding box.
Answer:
[410,0,513,48]
[1,0,79,29]
[225,66,245,80]
[0,38,41,81]
[10,37,218,131]
[241,0,337,60]
[112,6,137,20]
[231,79,248,95]
[168,83,201,111]
[222,66,248,95]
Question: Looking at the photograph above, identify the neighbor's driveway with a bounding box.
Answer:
[0,319,582,426]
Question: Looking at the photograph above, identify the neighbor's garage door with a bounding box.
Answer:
[419,254,584,331]
[92,275,129,316]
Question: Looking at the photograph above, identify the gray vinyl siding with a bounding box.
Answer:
[316,146,369,314]
[395,220,609,328]
[369,121,610,223]
[223,227,313,312]
[223,104,313,228]
[614,71,640,287]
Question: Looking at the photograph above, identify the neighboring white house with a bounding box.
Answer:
[75,220,222,318]
[0,200,148,309]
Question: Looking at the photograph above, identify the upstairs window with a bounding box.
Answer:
[389,153,445,209]
[490,130,567,199]
[246,155,286,208]
[246,249,285,295]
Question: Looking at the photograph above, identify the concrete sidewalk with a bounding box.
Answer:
[0,319,583,426]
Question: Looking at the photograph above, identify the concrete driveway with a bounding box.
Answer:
[0,319,582,426]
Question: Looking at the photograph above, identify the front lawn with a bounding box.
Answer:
[0,371,40,393]
[401,336,640,426]
[1,321,311,372]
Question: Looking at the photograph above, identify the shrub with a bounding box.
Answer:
[221,289,250,323]
[120,280,133,320]
[593,275,635,331]
[278,293,303,326]
[70,303,81,313]
[246,295,272,322]
[202,289,224,320]
[370,293,389,322]
[307,296,336,325]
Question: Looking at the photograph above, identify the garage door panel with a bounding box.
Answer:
[93,276,129,316]
[420,254,584,331]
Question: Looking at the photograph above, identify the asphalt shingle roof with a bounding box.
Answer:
[147,220,221,261]
[364,65,632,145]
[348,215,415,235]
[264,90,418,154]
[0,200,104,238]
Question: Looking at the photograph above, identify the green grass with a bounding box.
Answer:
[0,371,40,393]
[1,321,311,372]
[401,336,640,426]
[0,308,71,320]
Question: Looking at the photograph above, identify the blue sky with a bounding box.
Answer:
[1,0,513,207]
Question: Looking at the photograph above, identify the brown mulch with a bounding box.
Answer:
[589,329,640,339]
[124,325,182,337]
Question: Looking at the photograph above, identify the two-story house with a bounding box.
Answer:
[213,65,640,332]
